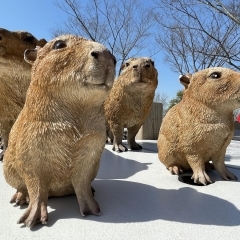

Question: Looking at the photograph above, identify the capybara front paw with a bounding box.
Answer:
[129,142,142,151]
[79,198,101,217]
[191,171,213,185]
[17,202,48,228]
[168,165,184,175]
[112,143,128,152]
[10,190,29,206]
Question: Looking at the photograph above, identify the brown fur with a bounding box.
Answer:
[158,67,239,185]
[3,34,116,227]
[104,57,158,152]
[0,28,47,160]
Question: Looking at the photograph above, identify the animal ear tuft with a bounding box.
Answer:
[179,73,192,89]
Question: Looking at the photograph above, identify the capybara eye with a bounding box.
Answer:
[209,72,221,79]
[53,40,67,50]
[125,62,130,67]
[91,51,98,59]
[151,60,154,66]
[23,36,35,44]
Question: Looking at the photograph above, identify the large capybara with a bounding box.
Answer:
[157,67,239,185]
[0,28,47,160]
[104,57,158,152]
[3,34,116,227]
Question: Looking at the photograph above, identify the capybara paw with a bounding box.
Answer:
[17,202,48,228]
[219,168,238,181]
[129,143,142,151]
[112,143,128,152]
[168,166,184,175]
[79,199,101,217]
[10,190,29,206]
[191,171,213,185]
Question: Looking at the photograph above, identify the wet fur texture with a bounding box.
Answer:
[158,67,239,185]
[3,34,116,227]
[104,57,158,152]
[0,28,46,160]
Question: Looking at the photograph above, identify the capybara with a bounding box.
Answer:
[3,34,116,227]
[104,57,158,152]
[158,67,239,185]
[0,28,47,160]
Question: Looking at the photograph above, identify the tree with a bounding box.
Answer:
[167,90,184,112]
[52,0,155,75]
[153,0,240,74]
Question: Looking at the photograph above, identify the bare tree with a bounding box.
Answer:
[52,0,155,74]
[154,92,169,116]
[153,0,240,74]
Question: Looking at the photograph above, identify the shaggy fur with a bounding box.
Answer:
[104,57,158,152]
[158,67,239,185]
[0,28,46,160]
[3,34,116,227]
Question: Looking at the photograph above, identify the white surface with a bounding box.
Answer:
[1,140,240,240]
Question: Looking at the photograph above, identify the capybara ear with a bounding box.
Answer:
[24,47,39,65]
[179,73,192,89]
[37,39,47,47]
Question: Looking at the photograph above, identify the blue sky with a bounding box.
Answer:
[1,0,183,101]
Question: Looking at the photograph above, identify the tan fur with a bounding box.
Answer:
[0,28,47,160]
[3,34,116,227]
[158,67,239,185]
[104,57,158,152]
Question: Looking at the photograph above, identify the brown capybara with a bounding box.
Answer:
[104,57,158,152]
[157,67,239,185]
[0,28,47,160]
[3,34,116,228]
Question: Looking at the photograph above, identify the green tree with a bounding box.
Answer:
[167,90,184,111]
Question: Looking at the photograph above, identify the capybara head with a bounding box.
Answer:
[119,57,158,88]
[24,35,116,101]
[181,67,240,111]
[0,28,46,61]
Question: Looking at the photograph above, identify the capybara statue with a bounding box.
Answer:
[0,28,47,160]
[3,34,116,227]
[157,67,239,185]
[104,57,158,152]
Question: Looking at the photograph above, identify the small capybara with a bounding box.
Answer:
[3,34,116,227]
[104,57,158,152]
[0,28,47,160]
[157,67,239,185]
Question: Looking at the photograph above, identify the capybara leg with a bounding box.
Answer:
[213,161,238,181]
[186,155,213,185]
[17,178,49,228]
[168,165,184,175]
[127,124,142,150]
[112,126,128,152]
[18,200,48,228]
[73,182,101,216]
[10,188,29,206]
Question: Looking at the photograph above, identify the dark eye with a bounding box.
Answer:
[91,51,99,59]
[53,40,67,50]
[209,72,221,79]
[151,60,154,66]
[24,36,35,44]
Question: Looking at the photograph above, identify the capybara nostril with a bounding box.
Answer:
[91,51,99,59]
[133,64,138,69]
[145,63,150,68]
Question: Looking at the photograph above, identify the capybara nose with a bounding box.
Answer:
[133,64,138,69]
[90,50,99,59]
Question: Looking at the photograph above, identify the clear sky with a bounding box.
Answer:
[0,0,183,101]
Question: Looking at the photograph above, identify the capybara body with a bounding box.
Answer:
[3,34,116,227]
[158,67,239,185]
[104,57,158,152]
[0,28,46,160]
